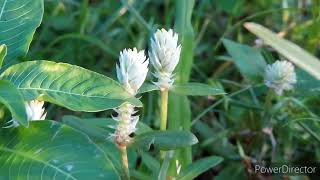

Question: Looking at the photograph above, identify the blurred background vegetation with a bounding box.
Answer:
[24,0,320,179]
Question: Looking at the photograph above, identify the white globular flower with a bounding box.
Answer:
[116,48,149,96]
[148,28,181,90]
[111,103,139,146]
[265,60,297,95]
[4,100,47,128]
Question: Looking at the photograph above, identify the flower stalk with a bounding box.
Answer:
[112,48,149,179]
[160,89,168,131]
[118,144,130,179]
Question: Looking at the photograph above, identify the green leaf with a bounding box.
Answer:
[138,83,159,94]
[62,115,152,141]
[0,80,27,127]
[0,120,119,179]
[158,151,174,180]
[131,130,198,151]
[173,0,195,168]
[177,156,223,180]
[171,83,225,96]
[0,60,142,112]
[295,69,320,96]
[0,44,7,68]
[244,22,320,80]
[0,0,44,65]
[222,38,267,82]
[140,151,160,176]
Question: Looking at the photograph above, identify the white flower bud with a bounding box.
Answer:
[148,28,181,90]
[116,48,149,96]
[4,100,47,128]
[265,60,297,95]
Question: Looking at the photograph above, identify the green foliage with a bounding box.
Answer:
[0,44,7,67]
[177,156,223,180]
[170,0,195,169]
[0,1,320,179]
[0,121,119,179]
[171,82,225,96]
[222,39,267,82]
[244,22,320,80]
[0,80,27,126]
[0,60,142,111]
[131,130,198,151]
[0,0,44,65]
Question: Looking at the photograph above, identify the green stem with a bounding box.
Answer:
[160,90,169,131]
[119,145,130,180]
[263,89,273,123]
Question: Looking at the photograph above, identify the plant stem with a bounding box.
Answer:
[263,89,273,124]
[160,90,168,131]
[119,145,130,179]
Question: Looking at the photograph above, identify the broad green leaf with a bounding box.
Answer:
[244,22,320,80]
[0,60,142,112]
[62,115,152,141]
[222,38,267,82]
[0,44,7,67]
[0,80,27,126]
[0,120,119,179]
[138,83,159,93]
[171,82,225,96]
[131,130,198,151]
[0,0,44,64]
[177,156,223,180]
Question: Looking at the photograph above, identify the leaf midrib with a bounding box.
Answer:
[0,146,78,180]
[18,87,119,99]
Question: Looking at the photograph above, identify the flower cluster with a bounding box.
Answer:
[116,48,149,96]
[264,60,297,95]
[5,100,46,128]
[149,29,181,90]
[112,48,149,145]
[112,29,181,145]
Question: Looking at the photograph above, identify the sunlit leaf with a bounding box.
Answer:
[0,60,142,112]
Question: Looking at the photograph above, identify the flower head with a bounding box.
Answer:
[148,28,181,90]
[265,60,297,95]
[4,100,46,128]
[116,48,149,95]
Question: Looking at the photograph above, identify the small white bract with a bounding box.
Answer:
[5,100,46,128]
[111,103,139,145]
[265,60,297,95]
[116,48,149,95]
[149,28,181,90]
